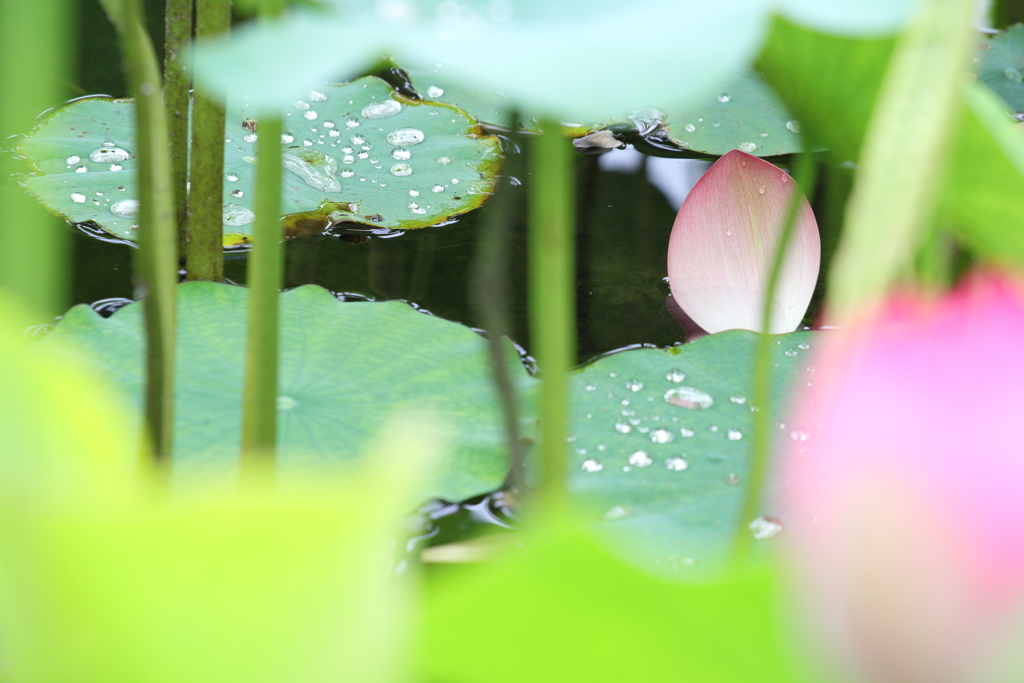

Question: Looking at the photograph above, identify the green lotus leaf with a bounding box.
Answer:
[977,24,1024,114]
[566,330,815,572]
[406,65,805,158]
[586,71,805,157]
[15,76,502,246]
[404,64,519,131]
[34,281,537,502]
[649,71,804,157]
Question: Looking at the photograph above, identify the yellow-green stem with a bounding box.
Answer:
[0,0,70,318]
[240,115,283,474]
[528,121,575,512]
[185,0,231,281]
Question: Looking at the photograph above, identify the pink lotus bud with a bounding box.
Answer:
[782,275,1024,683]
[667,150,820,334]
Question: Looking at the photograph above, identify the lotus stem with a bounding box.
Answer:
[470,115,527,494]
[240,114,283,474]
[185,0,231,282]
[164,0,193,248]
[529,120,576,511]
[123,0,179,467]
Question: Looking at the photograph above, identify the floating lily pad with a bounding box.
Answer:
[35,281,537,501]
[583,71,805,157]
[566,330,815,572]
[650,71,805,157]
[15,76,502,246]
[977,25,1024,114]
[406,64,803,158]
[404,65,518,130]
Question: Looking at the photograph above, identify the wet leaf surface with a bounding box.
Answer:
[648,71,805,157]
[978,25,1024,114]
[16,76,502,246]
[566,330,815,571]
[35,281,536,502]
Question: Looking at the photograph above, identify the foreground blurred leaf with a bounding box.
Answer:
[565,330,814,572]
[193,0,915,122]
[1,476,418,683]
[15,77,501,245]
[827,0,977,319]
[192,0,768,121]
[0,291,135,506]
[757,17,895,163]
[35,281,536,501]
[420,519,808,683]
[0,290,433,683]
[759,18,1024,268]
[940,84,1024,262]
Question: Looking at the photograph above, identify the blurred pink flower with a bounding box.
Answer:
[782,274,1024,683]
[666,150,820,335]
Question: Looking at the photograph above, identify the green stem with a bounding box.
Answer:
[185,0,231,281]
[528,121,575,512]
[240,115,283,473]
[123,0,179,466]
[470,116,526,494]
[733,152,818,565]
[0,0,70,319]
[164,0,193,249]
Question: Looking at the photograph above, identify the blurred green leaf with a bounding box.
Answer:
[420,520,809,683]
[758,18,1024,267]
[757,17,895,163]
[191,0,770,119]
[977,24,1024,113]
[0,289,438,683]
[799,0,976,319]
[939,83,1024,263]
[15,77,502,245]
[0,291,135,508]
[192,0,915,120]
[565,330,814,572]
[35,281,537,501]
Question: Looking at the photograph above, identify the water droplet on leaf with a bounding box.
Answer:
[109,199,139,217]
[664,387,713,410]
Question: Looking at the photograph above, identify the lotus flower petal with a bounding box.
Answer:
[667,150,820,334]
[782,275,1024,683]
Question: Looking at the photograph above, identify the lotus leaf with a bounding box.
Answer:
[566,330,814,570]
[977,24,1024,114]
[192,0,915,122]
[15,76,502,245]
[34,281,536,502]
